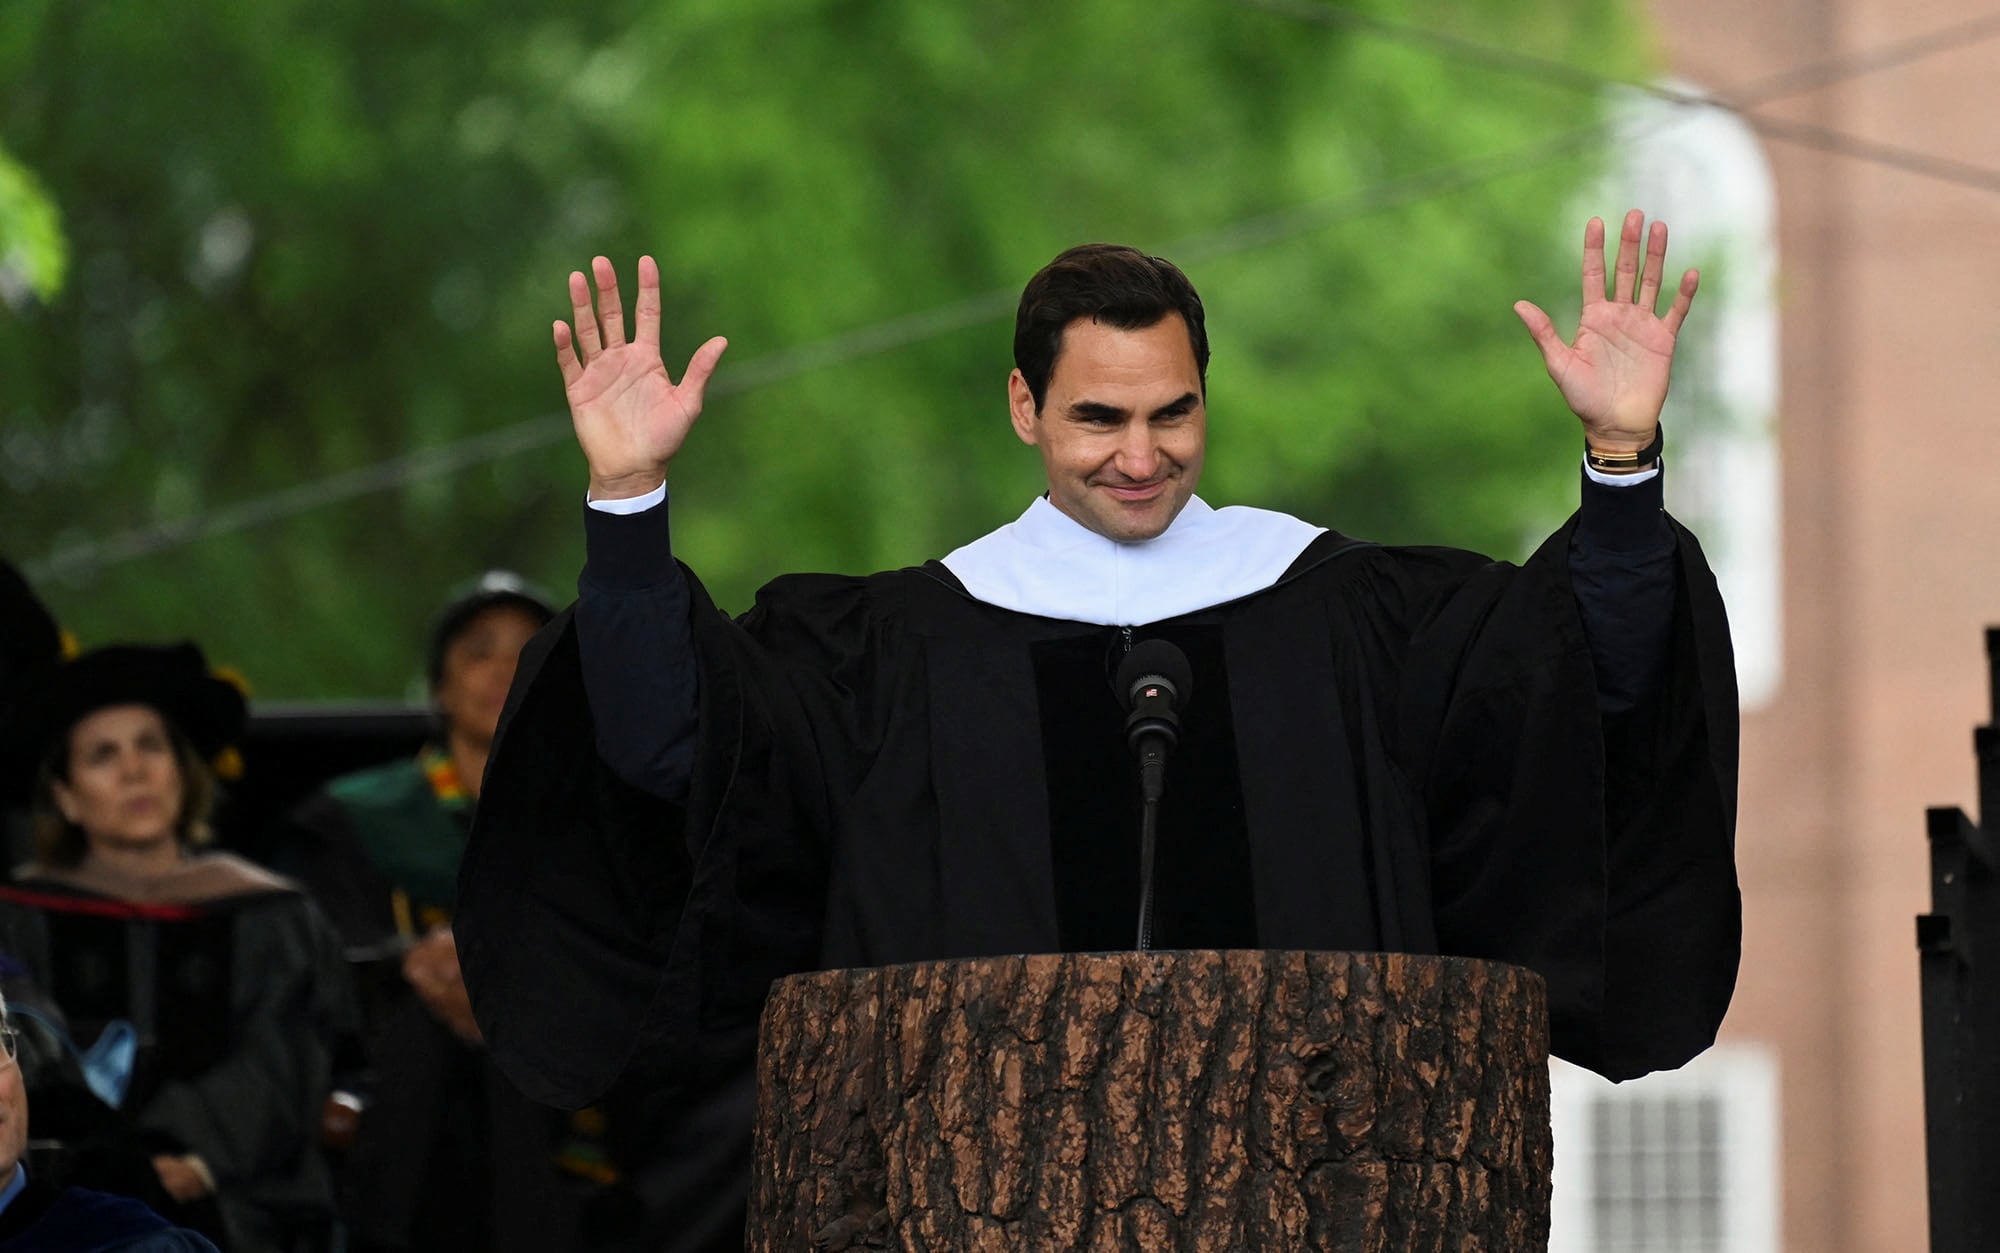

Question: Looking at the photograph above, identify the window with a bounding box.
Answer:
[1549,1045,1781,1252]
[1586,82,1783,709]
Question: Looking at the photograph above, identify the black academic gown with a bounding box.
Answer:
[459,514,1739,1248]
[0,879,344,1253]
[0,1172,219,1251]
[270,761,587,1253]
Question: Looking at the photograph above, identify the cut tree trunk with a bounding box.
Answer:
[748,950,1551,1252]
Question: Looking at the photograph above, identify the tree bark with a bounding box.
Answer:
[749,950,1551,1251]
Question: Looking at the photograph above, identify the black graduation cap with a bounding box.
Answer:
[1,641,248,804]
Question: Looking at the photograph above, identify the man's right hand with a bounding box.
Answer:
[555,255,728,500]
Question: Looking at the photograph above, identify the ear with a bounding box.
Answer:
[51,779,80,825]
[1008,369,1041,447]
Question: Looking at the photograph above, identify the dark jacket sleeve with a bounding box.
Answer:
[576,496,699,802]
[1570,468,1676,713]
[135,897,347,1192]
[1398,513,1740,1081]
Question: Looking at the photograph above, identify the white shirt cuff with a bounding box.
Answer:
[1582,458,1661,488]
[185,1155,218,1194]
[586,482,668,514]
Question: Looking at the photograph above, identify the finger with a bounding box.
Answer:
[1664,268,1701,334]
[1580,217,1607,306]
[567,270,602,359]
[553,321,584,388]
[1513,301,1569,375]
[1637,220,1668,311]
[676,336,730,409]
[635,256,663,349]
[1613,209,1644,302]
[592,256,628,349]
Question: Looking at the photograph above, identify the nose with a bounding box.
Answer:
[1112,422,1161,483]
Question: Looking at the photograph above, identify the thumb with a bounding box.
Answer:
[677,336,730,410]
[1512,301,1568,375]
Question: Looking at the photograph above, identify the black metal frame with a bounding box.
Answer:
[1919,627,2000,1251]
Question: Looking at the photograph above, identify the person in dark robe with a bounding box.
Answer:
[0,989,220,1252]
[0,558,70,869]
[458,213,1741,1249]
[0,644,347,1253]
[268,574,608,1253]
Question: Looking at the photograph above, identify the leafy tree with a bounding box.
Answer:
[0,0,1648,696]
[0,139,64,303]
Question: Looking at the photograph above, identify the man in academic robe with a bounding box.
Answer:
[0,992,219,1251]
[459,213,1739,1250]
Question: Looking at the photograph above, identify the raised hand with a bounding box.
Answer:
[1513,210,1699,453]
[555,255,728,499]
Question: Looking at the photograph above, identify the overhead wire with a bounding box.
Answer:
[1235,0,2000,194]
[27,9,2000,582]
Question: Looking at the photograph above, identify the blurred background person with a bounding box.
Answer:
[0,641,347,1252]
[0,559,69,867]
[0,987,220,1251]
[270,573,606,1253]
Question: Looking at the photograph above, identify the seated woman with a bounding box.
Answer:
[0,642,345,1253]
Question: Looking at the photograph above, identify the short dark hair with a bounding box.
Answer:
[1013,244,1209,411]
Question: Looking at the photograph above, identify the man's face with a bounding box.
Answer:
[434,605,544,748]
[1010,314,1206,543]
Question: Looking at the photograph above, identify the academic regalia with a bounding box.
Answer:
[0,856,345,1253]
[0,1169,219,1251]
[272,751,589,1253]
[459,498,1740,1249]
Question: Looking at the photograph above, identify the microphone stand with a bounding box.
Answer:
[1117,640,1192,953]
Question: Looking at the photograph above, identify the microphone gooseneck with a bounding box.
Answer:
[1113,639,1193,952]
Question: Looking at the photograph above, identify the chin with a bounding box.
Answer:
[1117,519,1173,542]
[90,827,181,855]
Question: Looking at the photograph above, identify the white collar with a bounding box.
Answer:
[939,495,1325,626]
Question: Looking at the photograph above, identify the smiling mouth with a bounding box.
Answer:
[1098,479,1169,503]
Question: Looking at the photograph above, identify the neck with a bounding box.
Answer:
[81,834,184,879]
[447,729,490,799]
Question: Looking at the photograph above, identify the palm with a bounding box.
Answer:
[554,255,728,494]
[1549,303,1679,436]
[1514,211,1699,448]
[568,343,700,471]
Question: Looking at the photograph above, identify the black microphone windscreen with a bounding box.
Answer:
[1115,638,1194,709]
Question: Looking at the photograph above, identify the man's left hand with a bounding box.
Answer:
[1514,209,1699,452]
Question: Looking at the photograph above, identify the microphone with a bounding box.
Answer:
[1113,639,1193,952]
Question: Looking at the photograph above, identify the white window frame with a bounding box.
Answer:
[1549,1044,1782,1253]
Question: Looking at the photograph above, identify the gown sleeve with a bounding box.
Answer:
[134,896,347,1189]
[457,566,876,1109]
[1395,514,1740,1080]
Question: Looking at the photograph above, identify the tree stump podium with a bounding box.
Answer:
[748,951,1551,1251]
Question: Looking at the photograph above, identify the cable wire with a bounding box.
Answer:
[1235,0,2000,194]
[28,9,2000,581]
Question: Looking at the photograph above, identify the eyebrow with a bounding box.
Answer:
[1066,392,1200,422]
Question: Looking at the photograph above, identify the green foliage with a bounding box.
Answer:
[0,0,1649,696]
[0,139,65,303]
